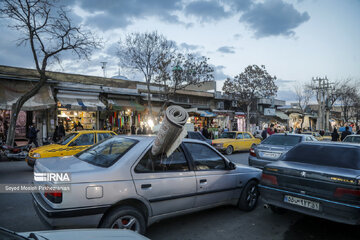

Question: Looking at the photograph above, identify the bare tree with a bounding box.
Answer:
[1,0,101,146]
[155,52,214,118]
[117,32,175,119]
[223,65,278,131]
[294,84,312,129]
[338,81,357,123]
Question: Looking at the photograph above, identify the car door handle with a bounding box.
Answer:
[199,179,207,184]
[141,184,152,189]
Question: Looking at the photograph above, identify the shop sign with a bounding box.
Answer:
[264,108,276,116]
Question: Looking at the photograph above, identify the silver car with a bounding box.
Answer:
[248,133,318,169]
[32,136,261,234]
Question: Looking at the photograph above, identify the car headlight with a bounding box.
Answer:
[33,153,41,158]
[214,143,224,148]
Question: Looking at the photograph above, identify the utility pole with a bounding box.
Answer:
[312,76,334,131]
[101,62,107,78]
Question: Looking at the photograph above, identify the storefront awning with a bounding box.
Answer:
[57,91,105,111]
[108,99,145,112]
[275,111,289,120]
[0,80,55,111]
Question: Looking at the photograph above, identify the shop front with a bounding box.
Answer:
[186,109,217,130]
[56,91,105,132]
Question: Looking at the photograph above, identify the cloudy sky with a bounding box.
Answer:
[0,0,359,102]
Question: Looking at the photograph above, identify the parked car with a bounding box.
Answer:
[186,131,212,145]
[26,130,116,168]
[248,133,317,169]
[0,227,148,240]
[32,136,261,234]
[322,132,332,141]
[343,134,360,144]
[259,142,360,225]
[212,131,261,155]
[302,131,323,141]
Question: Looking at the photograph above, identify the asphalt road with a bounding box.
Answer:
[0,153,359,239]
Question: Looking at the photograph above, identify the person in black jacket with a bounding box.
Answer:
[28,124,39,147]
[331,128,339,141]
[341,126,352,141]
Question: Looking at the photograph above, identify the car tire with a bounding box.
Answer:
[269,205,287,214]
[238,180,259,211]
[99,206,146,234]
[225,145,233,155]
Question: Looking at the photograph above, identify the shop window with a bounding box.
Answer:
[71,133,94,146]
[135,148,189,173]
[184,143,226,171]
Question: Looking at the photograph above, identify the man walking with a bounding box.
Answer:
[28,124,39,147]
[341,126,352,141]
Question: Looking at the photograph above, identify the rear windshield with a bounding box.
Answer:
[283,144,360,170]
[76,137,138,167]
[343,136,360,143]
[262,135,302,146]
[188,132,205,140]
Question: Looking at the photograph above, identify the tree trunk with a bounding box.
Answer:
[146,80,153,120]
[246,104,250,132]
[6,75,46,146]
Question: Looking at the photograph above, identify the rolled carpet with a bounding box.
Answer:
[151,105,189,157]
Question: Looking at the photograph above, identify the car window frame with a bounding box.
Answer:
[243,133,252,139]
[236,133,243,139]
[70,133,95,146]
[183,142,230,171]
[133,143,194,174]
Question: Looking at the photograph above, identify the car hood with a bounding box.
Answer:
[19,229,148,240]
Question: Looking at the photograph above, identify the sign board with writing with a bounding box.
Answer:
[264,108,276,116]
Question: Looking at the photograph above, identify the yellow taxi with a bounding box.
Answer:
[212,131,261,155]
[26,130,116,167]
[302,132,324,141]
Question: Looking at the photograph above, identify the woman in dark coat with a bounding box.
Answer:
[331,128,339,141]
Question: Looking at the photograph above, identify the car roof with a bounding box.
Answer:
[270,133,306,137]
[113,135,207,144]
[69,130,115,134]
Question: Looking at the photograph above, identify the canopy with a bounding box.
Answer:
[57,91,105,111]
[107,99,145,111]
[275,111,289,120]
[0,80,55,111]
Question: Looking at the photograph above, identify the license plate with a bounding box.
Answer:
[262,152,280,159]
[284,195,320,211]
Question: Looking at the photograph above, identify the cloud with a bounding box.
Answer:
[223,0,253,12]
[184,1,229,22]
[240,0,310,38]
[78,0,183,30]
[179,42,202,51]
[213,65,230,81]
[217,46,236,54]
[233,33,242,40]
[276,90,297,102]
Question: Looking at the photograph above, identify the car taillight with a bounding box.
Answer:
[44,191,62,203]
[249,147,256,157]
[334,188,360,198]
[261,173,278,186]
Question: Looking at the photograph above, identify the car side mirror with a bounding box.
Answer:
[228,161,236,170]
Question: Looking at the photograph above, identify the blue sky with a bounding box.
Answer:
[0,0,359,102]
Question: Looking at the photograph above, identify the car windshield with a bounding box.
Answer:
[343,136,360,143]
[59,133,77,145]
[76,137,138,167]
[262,135,302,146]
[220,132,236,139]
[188,132,206,140]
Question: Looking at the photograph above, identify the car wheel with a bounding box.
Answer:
[225,145,233,155]
[99,206,146,234]
[269,205,287,214]
[238,180,259,211]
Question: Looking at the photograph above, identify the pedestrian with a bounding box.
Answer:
[341,126,352,141]
[357,128,360,135]
[52,126,59,142]
[28,123,39,147]
[202,126,210,139]
[261,127,268,140]
[331,128,339,141]
[3,120,8,141]
[58,123,65,140]
[131,124,136,135]
[77,120,83,130]
[267,124,275,136]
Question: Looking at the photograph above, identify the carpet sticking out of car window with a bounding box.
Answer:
[76,137,138,167]
[262,135,302,146]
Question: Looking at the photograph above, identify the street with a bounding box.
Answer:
[0,153,359,239]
